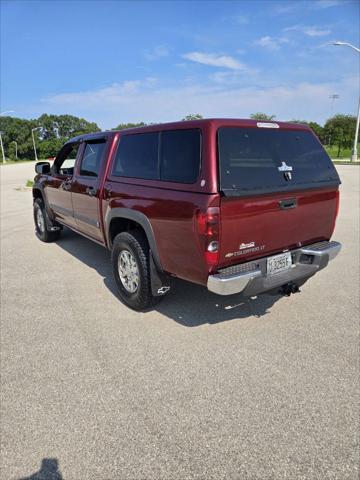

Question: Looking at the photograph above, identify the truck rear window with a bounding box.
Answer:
[218,127,340,195]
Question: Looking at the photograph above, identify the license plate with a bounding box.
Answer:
[267,252,292,275]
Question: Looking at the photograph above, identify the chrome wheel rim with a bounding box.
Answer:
[36,207,45,233]
[118,250,139,293]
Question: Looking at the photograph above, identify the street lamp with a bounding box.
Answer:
[11,140,18,159]
[334,41,360,162]
[329,93,340,115]
[0,131,5,163]
[333,41,360,53]
[31,127,41,162]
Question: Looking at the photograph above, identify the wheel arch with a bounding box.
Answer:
[32,182,58,226]
[105,208,163,272]
[32,185,44,201]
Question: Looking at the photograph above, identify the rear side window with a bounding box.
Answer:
[218,127,340,195]
[160,129,201,183]
[80,141,106,177]
[113,132,159,180]
[112,129,201,183]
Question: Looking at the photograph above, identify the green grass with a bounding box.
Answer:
[26,179,34,187]
[332,161,360,165]
[325,145,359,159]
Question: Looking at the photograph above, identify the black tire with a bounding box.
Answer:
[112,230,157,311]
[33,198,61,243]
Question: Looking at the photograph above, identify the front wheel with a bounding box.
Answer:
[112,231,157,311]
[33,198,61,242]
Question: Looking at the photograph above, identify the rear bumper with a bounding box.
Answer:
[207,240,341,296]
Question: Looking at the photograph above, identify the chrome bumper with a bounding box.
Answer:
[207,241,342,296]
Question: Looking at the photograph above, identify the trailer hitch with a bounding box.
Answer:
[280,282,300,296]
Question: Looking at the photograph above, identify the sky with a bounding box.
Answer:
[1,0,359,129]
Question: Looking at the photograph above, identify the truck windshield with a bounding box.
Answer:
[218,127,340,195]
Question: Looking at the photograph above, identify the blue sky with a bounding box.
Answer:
[1,0,359,128]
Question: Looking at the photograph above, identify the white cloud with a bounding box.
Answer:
[44,78,157,106]
[222,14,250,25]
[253,36,289,50]
[234,14,249,25]
[273,2,299,15]
[274,0,344,14]
[182,52,247,70]
[284,25,331,37]
[144,45,169,60]
[303,26,331,37]
[37,76,357,129]
[312,0,344,9]
[209,71,242,84]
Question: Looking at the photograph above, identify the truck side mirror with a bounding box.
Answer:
[35,162,50,174]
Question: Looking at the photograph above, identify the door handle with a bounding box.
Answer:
[86,186,97,197]
[61,180,72,191]
[279,198,297,210]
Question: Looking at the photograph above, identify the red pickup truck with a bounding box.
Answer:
[33,119,341,310]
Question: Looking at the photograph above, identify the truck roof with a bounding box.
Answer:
[112,118,311,134]
[67,118,311,144]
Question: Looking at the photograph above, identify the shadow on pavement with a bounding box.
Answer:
[18,458,63,480]
[56,228,282,326]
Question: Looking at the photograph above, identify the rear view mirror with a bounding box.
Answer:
[35,162,50,174]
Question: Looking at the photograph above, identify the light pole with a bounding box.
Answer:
[0,131,5,163]
[334,41,360,162]
[329,93,339,115]
[11,140,18,159]
[31,127,41,162]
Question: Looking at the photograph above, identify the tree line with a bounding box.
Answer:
[0,112,357,161]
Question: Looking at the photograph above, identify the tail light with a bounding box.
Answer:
[196,207,220,271]
[332,190,340,233]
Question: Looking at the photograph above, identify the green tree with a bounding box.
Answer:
[113,122,147,130]
[38,114,100,139]
[308,122,324,143]
[288,120,325,143]
[323,114,356,157]
[288,119,308,124]
[38,137,68,159]
[0,116,38,160]
[8,142,18,160]
[0,114,101,161]
[182,114,203,121]
[250,112,276,121]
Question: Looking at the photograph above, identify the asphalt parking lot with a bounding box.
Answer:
[1,162,359,480]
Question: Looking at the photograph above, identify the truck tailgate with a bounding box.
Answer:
[219,187,339,268]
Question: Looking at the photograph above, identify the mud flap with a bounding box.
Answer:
[150,252,171,297]
[44,209,62,232]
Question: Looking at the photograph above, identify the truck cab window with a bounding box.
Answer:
[80,141,106,177]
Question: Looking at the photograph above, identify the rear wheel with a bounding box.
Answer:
[33,198,61,242]
[112,231,156,311]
